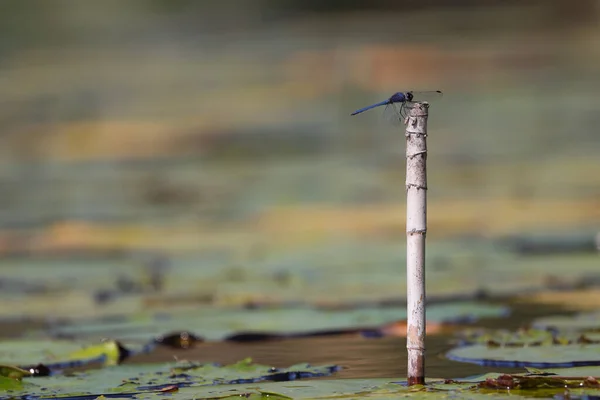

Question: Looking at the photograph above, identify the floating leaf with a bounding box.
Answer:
[527,365,600,377]
[0,376,29,391]
[0,339,132,373]
[42,301,509,344]
[0,340,86,366]
[0,365,31,380]
[456,328,555,346]
[0,360,340,399]
[455,328,600,347]
[9,375,584,400]
[7,354,600,399]
[447,343,600,368]
[63,340,129,366]
[532,311,600,332]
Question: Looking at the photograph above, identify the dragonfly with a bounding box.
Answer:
[350,90,443,123]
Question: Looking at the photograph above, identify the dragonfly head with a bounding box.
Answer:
[405,91,414,102]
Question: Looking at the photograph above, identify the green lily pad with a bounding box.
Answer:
[426,302,510,323]
[5,346,600,399]
[447,343,600,368]
[61,340,126,367]
[0,239,595,319]
[0,340,87,366]
[154,379,456,400]
[1,359,339,399]
[455,328,600,346]
[0,375,30,391]
[456,328,556,346]
[445,368,600,398]
[0,365,31,379]
[532,311,600,332]
[8,371,597,400]
[526,365,600,377]
[41,301,508,344]
[0,339,126,370]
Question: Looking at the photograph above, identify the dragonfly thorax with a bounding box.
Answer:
[389,92,409,104]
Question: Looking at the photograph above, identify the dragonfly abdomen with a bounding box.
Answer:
[350,99,391,116]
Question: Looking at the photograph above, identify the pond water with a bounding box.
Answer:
[2,288,597,400]
[0,300,562,381]
[125,301,562,380]
[131,335,512,379]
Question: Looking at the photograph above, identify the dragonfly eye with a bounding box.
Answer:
[406,92,413,102]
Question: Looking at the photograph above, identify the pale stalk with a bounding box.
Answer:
[405,103,428,385]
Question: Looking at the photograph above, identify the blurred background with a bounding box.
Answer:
[0,0,599,320]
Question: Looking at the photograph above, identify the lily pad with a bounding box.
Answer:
[0,340,89,366]
[9,370,600,400]
[0,375,30,391]
[0,339,128,371]
[0,365,31,379]
[0,359,340,400]
[455,328,600,346]
[447,343,600,368]
[151,378,493,400]
[40,302,508,344]
[1,238,596,319]
[532,311,600,332]
[527,365,600,377]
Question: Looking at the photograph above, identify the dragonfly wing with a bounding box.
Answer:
[407,90,443,102]
[382,103,405,126]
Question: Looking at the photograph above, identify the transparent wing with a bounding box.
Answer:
[381,103,405,126]
[407,90,443,103]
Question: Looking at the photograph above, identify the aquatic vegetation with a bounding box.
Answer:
[447,314,600,369]
[35,301,508,345]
